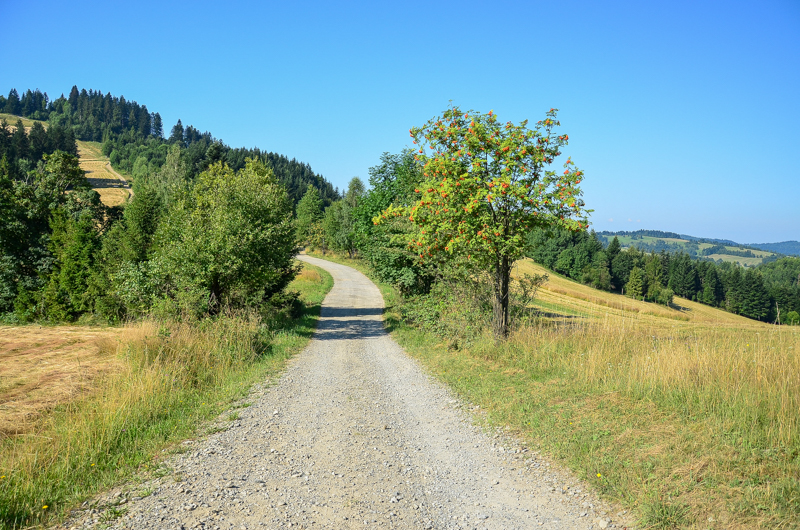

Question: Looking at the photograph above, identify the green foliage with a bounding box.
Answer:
[785,311,799,325]
[353,151,434,295]
[0,151,104,320]
[383,106,589,339]
[295,184,324,246]
[41,209,101,321]
[321,177,365,257]
[151,159,297,316]
[626,267,645,299]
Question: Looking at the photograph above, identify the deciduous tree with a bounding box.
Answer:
[380,106,589,339]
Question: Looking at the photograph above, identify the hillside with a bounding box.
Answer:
[1,113,126,207]
[748,240,800,257]
[514,258,771,329]
[598,229,781,266]
[76,141,131,206]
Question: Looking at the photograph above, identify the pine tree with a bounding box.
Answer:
[626,267,646,300]
[11,119,29,161]
[68,85,79,109]
[169,119,184,145]
[152,112,163,138]
[4,89,21,115]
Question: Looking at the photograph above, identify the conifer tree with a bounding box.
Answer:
[626,266,646,299]
[4,89,21,115]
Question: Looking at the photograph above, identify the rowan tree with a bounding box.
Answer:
[378,106,589,339]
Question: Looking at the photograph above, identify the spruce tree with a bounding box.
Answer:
[626,267,646,299]
[169,119,184,145]
[5,89,21,115]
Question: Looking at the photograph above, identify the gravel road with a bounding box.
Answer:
[62,256,629,530]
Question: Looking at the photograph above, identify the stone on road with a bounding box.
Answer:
[66,255,622,529]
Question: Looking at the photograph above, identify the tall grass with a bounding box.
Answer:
[511,317,800,450]
[399,312,800,528]
[0,262,333,529]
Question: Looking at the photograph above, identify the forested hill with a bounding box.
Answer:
[596,229,785,266]
[0,86,338,206]
[747,241,800,257]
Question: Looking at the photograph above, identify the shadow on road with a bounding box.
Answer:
[314,307,387,341]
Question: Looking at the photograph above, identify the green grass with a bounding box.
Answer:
[309,252,800,529]
[0,261,332,530]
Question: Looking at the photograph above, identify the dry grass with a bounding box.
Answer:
[0,114,41,132]
[76,141,131,207]
[0,326,122,437]
[514,258,768,327]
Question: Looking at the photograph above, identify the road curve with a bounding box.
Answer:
[67,256,617,530]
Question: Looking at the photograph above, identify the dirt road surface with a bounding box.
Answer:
[63,256,624,529]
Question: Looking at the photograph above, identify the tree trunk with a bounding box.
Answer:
[492,255,511,341]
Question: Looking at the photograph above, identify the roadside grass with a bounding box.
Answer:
[0,260,332,530]
[309,251,800,529]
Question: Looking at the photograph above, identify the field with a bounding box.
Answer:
[0,113,39,131]
[76,140,131,206]
[316,252,800,529]
[0,326,122,437]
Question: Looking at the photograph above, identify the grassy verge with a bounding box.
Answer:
[309,252,800,530]
[0,261,332,529]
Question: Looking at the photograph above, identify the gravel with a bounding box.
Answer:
[58,255,634,530]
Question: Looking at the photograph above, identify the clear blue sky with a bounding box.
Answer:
[2,0,798,243]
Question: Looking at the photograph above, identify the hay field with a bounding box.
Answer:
[0,113,39,131]
[77,141,132,206]
[0,326,122,437]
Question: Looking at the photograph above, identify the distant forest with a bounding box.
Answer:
[596,229,783,263]
[748,241,800,257]
[0,87,338,206]
[528,228,800,324]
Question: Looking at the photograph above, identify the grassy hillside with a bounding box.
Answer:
[76,141,131,206]
[0,113,40,130]
[1,113,129,207]
[604,233,779,266]
[514,258,771,328]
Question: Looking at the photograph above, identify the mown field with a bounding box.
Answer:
[0,114,127,207]
[315,252,800,530]
[0,261,332,529]
[76,140,131,206]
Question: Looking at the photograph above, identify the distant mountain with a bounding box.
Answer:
[747,241,800,257]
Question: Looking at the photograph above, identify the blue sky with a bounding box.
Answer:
[2,0,798,243]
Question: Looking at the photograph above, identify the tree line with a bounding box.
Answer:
[527,228,800,324]
[2,86,338,206]
[1,85,343,324]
